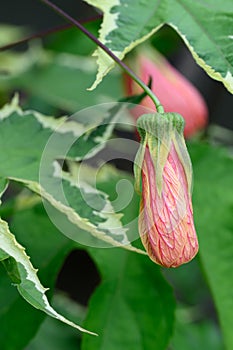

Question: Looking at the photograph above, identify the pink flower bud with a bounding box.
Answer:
[124,49,208,138]
[135,113,198,267]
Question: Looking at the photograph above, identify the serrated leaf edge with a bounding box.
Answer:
[0,217,96,335]
[83,1,233,93]
[9,176,146,256]
[168,22,233,94]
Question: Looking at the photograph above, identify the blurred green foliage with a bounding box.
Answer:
[0,16,232,350]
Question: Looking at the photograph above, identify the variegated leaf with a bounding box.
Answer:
[0,216,95,334]
[0,178,8,204]
[0,97,144,253]
[84,0,233,93]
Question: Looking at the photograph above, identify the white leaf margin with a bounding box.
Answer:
[0,94,87,137]
[0,93,118,140]
[9,174,146,256]
[0,216,96,335]
[84,0,233,93]
[85,0,163,90]
[0,95,132,163]
[168,23,233,95]
[0,178,9,205]
[0,97,146,253]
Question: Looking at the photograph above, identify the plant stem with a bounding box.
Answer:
[39,0,164,113]
[0,15,102,52]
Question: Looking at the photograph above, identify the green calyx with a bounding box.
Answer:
[136,113,185,139]
[134,113,192,196]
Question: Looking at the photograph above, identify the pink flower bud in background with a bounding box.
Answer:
[124,48,208,138]
[134,113,199,267]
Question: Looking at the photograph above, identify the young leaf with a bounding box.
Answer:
[84,0,233,93]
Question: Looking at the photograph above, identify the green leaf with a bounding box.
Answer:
[0,178,8,206]
[0,249,9,261]
[26,316,81,350]
[1,50,122,113]
[0,178,8,196]
[189,142,233,350]
[0,49,37,80]
[171,314,224,350]
[81,167,175,350]
[0,24,26,47]
[0,97,143,252]
[27,293,86,350]
[0,96,122,179]
[84,0,233,93]
[9,194,141,349]
[7,165,173,349]
[44,20,101,56]
[67,161,141,244]
[36,168,141,251]
[0,178,9,262]
[0,216,95,335]
[0,201,81,349]
[82,249,175,350]
[10,203,73,287]
[0,264,45,350]
[2,256,21,284]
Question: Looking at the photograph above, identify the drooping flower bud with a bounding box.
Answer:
[134,113,198,267]
[124,48,208,138]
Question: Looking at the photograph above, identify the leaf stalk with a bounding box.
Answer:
[39,0,164,112]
